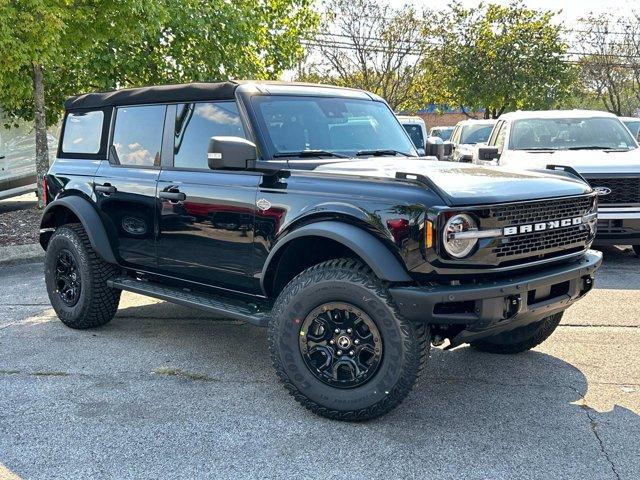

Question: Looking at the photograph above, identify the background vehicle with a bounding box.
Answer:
[397,115,428,154]
[475,110,640,254]
[447,119,496,162]
[40,82,601,421]
[0,113,58,200]
[621,116,640,142]
[429,126,454,141]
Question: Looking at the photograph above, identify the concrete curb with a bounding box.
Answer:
[0,243,44,266]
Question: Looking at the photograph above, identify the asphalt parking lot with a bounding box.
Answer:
[1,247,639,480]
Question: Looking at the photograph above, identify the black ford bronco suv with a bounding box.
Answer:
[41,81,602,420]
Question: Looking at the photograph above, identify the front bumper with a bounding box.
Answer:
[390,250,602,346]
[594,208,640,245]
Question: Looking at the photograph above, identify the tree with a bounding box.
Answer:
[298,0,435,111]
[576,13,637,116]
[429,1,576,118]
[0,0,318,206]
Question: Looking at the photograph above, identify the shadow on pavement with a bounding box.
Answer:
[112,300,640,424]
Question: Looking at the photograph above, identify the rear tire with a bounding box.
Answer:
[471,312,563,354]
[44,223,121,329]
[268,258,425,421]
[633,245,640,256]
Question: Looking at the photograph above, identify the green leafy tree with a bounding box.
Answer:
[0,0,318,206]
[575,13,639,116]
[428,1,576,118]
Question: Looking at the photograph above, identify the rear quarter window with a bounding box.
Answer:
[62,111,104,154]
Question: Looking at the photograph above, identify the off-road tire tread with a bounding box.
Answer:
[48,223,120,328]
[268,258,424,421]
[413,319,431,382]
[471,312,563,354]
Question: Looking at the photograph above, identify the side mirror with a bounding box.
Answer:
[478,146,499,161]
[207,136,257,170]
[442,141,453,157]
[425,136,444,160]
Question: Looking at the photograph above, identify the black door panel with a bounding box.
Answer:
[94,162,160,268]
[156,170,260,291]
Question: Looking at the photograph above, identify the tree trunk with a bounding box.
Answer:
[33,63,49,208]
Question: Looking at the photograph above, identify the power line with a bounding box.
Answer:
[312,31,640,54]
[302,39,640,68]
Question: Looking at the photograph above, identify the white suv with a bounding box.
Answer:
[474,110,640,253]
[448,119,496,162]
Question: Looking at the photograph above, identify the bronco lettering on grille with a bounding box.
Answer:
[503,217,583,236]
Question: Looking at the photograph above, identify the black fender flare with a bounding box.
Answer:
[261,221,412,292]
[40,196,118,264]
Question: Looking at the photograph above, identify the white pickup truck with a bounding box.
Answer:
[474,110,640,254]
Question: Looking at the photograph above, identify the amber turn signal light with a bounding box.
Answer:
[425,220,433,248]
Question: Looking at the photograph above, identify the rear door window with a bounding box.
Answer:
[111,105,166,167]
[62,111,103,154]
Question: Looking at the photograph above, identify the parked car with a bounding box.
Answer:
[429,126,455,141]
[397,115,428,154]
[0,120,58,200]
[620,116,640,142]
[40,82,601,421]
[447,119,497,162]
[474,110,640,254]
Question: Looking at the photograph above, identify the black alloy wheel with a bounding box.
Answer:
[299,302,383,389]
[55,249,82,307]
[45,223,121,329]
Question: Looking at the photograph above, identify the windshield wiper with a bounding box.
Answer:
[355,149,410,157]
[273,150,347,159]
[565,146,623,150]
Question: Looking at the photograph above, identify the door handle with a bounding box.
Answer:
[159,190,186,202]
[95,183,117,194]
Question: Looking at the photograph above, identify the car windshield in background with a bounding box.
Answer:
[402,124,425,149]
[510,117,637,151]
[460,124,494,144]
[430,128,454,141]
[251,96,416,158]
[623,120,640,140]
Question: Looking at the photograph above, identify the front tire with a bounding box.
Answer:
[44,223,121,329]
[471,312,563,354]
[268,259,426,421]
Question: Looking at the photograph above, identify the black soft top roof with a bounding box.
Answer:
[65,81,239,110]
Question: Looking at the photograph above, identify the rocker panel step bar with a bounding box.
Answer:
[107,277,270,327]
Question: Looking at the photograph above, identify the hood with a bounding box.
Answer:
[314,158,592,207]
[505,149,640,174]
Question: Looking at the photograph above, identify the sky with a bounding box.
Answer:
[389,0,634,23]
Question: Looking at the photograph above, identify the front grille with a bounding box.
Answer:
[492,225,588,258]
[492,196,594,225]
[586,177,640,205]
[488,195,595,260]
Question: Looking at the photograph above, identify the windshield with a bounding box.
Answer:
[430,127,453,141]
[402,124,425,149]
[623,120,640,139]
[510,117,637,151]
[460,124,494,144]
[251,96,417,158]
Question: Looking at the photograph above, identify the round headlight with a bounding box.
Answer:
[443,213,478,258]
